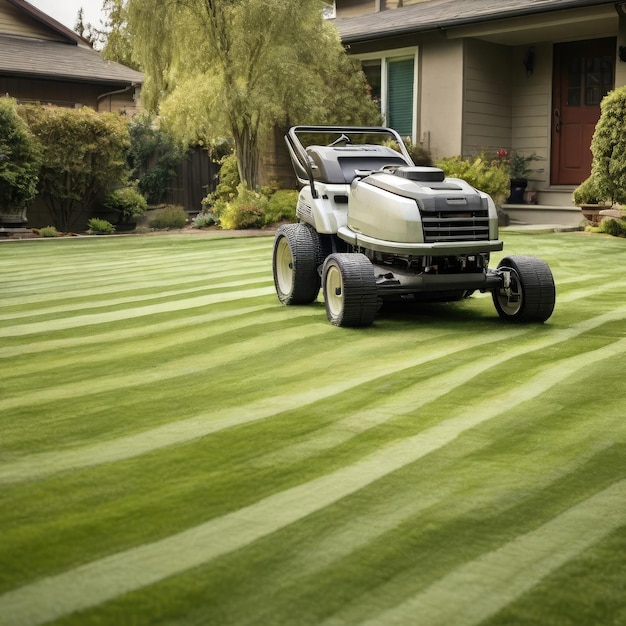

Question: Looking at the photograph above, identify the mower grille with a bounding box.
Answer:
[421,210,491,243]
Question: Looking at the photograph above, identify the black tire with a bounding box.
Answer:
[492,255,555,323]
[272,223,321,305]
[322,253,378,327]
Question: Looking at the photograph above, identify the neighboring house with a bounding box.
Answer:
[331,0,626,223]
[0,0,142,114]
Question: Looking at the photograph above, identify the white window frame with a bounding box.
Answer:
[354,47,419,141]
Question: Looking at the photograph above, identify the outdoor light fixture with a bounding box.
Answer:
[523,47,535,76]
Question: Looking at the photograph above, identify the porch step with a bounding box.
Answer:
[501,203,584,228]
[534,187,577,207]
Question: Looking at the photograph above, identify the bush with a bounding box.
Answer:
[599,218,626,237]
[192,212,217,229]
[403,140,433,166]
[38,226,60,237]
[19,105,130,231]
[148,205,188,229]
[587,85,626,206]
[436,153,509,204]
[218,184,268,229]
[87,218,115,234]
[128,113,185,205]
[202,153,240,212]
[264,189,298,225]
[0,97,41,217]
[104,185,148,223]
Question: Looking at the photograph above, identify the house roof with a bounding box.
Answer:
[0,34,143,85]
[6,0,88,45]
[334,0,618,43]
[0,0,143,86]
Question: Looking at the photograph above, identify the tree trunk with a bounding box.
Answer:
[233,124,260,190]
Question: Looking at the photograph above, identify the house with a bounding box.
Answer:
[0,0,142,114]
[330,0,626,225]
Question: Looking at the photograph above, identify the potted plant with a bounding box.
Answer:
[103,184,148,230]
[0,98,41,225]
[506,150,540,204]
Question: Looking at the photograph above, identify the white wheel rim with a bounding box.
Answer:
[275,237,293,296]
[325,264,344,317]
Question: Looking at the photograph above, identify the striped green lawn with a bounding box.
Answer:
[0,230,624,626]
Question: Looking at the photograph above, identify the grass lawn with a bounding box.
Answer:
[0,230,625,626]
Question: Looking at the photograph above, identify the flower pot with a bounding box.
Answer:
[507,178,528,204]
[0,207,28,225]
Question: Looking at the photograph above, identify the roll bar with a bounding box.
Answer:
[285,126,415,199]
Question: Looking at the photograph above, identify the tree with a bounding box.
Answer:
[126,0,380,189]
[19,106,130,231]
[99,0,140,70]
[0,98,41,221]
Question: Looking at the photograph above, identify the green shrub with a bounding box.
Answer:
[38,226,60,237]
[0,97,41,217]
[436,153,509,204]
[192,212,217,229]
[264,189,298,225]
[202,153,240,212]
[87,218,115,234]
[19,104,130,231]
[104,185,148,223]
[218,184,268,229]
[599,218,626,237]
[148,205,188,229]
[403,140,433,166]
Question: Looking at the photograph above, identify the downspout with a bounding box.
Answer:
[96,83,138,113]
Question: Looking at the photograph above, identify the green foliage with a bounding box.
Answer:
[572,176,606,206]
[104,186,148,223]
[436,153,510,204]
[148,205,188,229]
[264,189,298,225]
[127,113,185,205]
[192,212,218,228]
[598,217,626,237]
[19,105,130,232]
[0,98,41,214]
[403,140,433,167]
[581,85,626,206]
[128,0,381,189]
[99,0,141,70]
[507,151,540,180]
[87,218,115,234]
[38,226,60,237]
[218,184,268,229]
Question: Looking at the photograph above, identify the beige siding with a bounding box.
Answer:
[336,0,375,18]
[462,39,512,156]
[419,39,464,159]
[509,43,553,188]
[0,0,66,41]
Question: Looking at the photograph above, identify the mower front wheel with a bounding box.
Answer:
[493,255,555,323]
[322,253,378,327]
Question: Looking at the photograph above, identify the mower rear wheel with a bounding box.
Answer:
[322,253,378,327]
[493,255,555,323]
[272,224,320,305]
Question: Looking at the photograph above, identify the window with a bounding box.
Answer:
[355,48,418,139]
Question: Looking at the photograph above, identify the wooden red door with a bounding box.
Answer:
[551,38,615,185]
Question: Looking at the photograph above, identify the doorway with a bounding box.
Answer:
[551,38,615,185]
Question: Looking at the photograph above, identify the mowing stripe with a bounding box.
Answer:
[0,330,526,484]
[3,305,625,484]
[0,340,622,626]
[0,286,275,337]
[353,481,626,626]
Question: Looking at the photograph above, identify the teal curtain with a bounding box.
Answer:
[388,58,414,136]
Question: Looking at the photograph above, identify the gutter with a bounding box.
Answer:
[97,84,139,112]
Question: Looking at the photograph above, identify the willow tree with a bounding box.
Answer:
[127,0,379,189]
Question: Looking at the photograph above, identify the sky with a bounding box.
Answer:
[26,0,105,32]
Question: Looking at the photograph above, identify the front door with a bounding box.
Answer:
[551,38,615,185]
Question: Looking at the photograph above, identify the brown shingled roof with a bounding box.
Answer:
[335,0,617,43]
[0,34,143,85]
